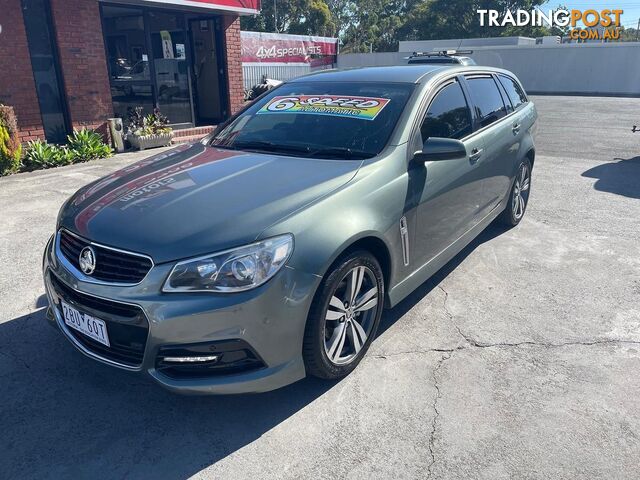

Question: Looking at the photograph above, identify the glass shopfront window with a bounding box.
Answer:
[22,0,70,143]
[101,4,195,129]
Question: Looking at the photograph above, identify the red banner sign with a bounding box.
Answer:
[241,31,338,65]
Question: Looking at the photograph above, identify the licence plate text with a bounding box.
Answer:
[61,300,110,347]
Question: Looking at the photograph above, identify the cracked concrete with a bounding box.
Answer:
[427,352,451,479]
[1,97,639,479]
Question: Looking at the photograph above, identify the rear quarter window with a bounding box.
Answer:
[497,74,528,109]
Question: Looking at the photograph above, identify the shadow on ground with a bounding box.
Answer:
[582,156,640,199]
[0,223,509,479]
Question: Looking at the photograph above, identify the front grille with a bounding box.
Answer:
[49,273,149,367]
[58,229,153,284]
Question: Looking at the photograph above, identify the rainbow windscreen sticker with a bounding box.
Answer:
[257,95,391,121]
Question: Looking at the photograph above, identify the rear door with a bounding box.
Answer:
[411,78,485,266]
[462,74,517,217]
[497,72,532,160]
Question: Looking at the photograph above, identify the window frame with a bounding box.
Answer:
[409,75,473,153]
[417,78,473,143]
[463,74,509,131]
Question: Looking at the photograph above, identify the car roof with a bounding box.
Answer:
[289,65,508,84]
[289,65,450,84]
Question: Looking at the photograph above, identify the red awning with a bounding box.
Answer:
[112,0,260,15]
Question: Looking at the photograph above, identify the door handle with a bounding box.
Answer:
[512,123,521,134]
[469,148,483,163]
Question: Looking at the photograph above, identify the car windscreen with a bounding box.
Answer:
[210,81,415,160]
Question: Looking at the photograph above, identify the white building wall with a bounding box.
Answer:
[337,43,640,96]
[399,36,535,52]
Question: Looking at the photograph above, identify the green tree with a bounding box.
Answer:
[243,0,578,53]
[241,0,335,36]
[619,26,640,42]
[339,0,406,52]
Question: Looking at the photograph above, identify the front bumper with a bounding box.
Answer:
[42,234,321,394]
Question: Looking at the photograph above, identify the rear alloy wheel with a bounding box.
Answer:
[499,159,532,227]
[303,251,384,379]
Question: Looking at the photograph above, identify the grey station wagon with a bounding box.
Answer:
[43,65,537,394]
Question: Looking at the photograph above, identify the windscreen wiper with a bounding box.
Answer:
[307,146,374,160]
[231,140,312,155]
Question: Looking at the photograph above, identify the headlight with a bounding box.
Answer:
[163,234,294,293]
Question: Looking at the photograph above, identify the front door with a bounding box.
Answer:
[412,78,485,266]
[189,19,227,125]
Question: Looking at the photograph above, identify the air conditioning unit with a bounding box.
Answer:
[541,36,561,45]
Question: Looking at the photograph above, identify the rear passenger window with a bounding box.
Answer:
[466,76,507,128]
[498,74,528,109]
[420,82,472,140]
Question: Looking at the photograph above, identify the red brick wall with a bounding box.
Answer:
[0,0,45,143]
[221,16,245,115]
[0,1,242,144]
[50,0,113,135]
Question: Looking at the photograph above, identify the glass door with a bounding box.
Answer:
[148,11,193,128]
[189,18,226,125]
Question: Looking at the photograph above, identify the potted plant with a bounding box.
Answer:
[126,107,173,150]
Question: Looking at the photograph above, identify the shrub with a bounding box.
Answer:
[22,139,72,170]
[67,128,112,162]
[21,128,112,172]
[0,105,23,176]
[127,107,172,136]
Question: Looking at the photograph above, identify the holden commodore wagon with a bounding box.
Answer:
[43,65,537,394]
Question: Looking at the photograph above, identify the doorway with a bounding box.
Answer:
[189,18,227,125]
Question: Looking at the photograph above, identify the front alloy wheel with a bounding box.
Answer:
[324,266,379,365]
[304,251,384,379]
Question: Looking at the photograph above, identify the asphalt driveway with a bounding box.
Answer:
[1,96,639,479]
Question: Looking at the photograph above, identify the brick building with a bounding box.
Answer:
[0,0,258,144]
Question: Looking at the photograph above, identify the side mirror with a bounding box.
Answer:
[413,137,466,163]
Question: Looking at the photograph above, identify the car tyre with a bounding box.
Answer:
[303,250,384,380]
[499,158,532,227]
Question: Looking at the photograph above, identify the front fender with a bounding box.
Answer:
[262,150,410,298]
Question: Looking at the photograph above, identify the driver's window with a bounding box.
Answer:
[420,82,472,141]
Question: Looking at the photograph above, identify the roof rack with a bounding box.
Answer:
[408,49,474,58]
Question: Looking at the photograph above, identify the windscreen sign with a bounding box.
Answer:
[258,95,391,121]
[242,31,338,66]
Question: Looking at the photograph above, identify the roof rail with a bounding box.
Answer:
[408,49,474,58]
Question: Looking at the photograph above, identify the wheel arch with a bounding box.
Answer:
[318,233,394,308]
[525,147,535,170]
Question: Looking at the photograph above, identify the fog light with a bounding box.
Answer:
[163,355,219,363]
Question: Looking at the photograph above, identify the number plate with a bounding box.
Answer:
[61,300,110,347]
